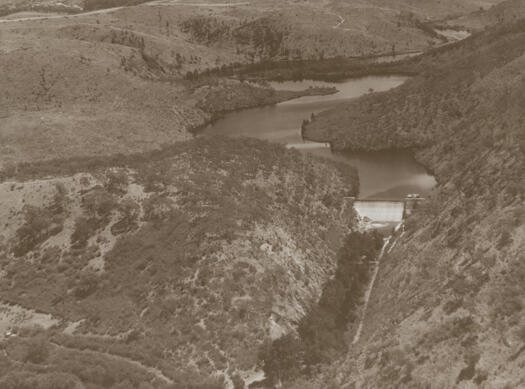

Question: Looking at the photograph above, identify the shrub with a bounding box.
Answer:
[71,216,98,248]
[23,337,49,364]
[111,199,140,235]
[105,170,129,195]
[73,271,100,299]
[456,353,480,383]
[497,230,513,249]
[13,205,64,257]
[82,188,116,220]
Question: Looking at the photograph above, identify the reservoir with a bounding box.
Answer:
[202,76,436,199]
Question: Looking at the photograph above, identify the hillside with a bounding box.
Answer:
[0,136,361,388]
[0,0,508,171]
[0,6,335,168]
[299,18,525,389]
[446,0,525,31]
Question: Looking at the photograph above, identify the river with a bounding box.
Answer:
[201,76,436,199]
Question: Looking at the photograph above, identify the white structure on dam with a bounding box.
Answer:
[348,195,424,223]
[353,200,405,223]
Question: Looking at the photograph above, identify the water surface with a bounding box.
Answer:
[202,76,436,199]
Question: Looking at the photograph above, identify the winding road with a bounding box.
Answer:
[0,0,250,24]
[0,6,124,24]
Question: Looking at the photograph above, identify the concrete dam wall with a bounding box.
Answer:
[353,201,405,223]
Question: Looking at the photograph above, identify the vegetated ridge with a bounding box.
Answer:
[298,17,525,389]
[0,136,362,388]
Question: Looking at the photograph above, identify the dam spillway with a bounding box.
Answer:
[353,200,405,223]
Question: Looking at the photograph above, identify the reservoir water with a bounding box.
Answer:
[202,76,436,199]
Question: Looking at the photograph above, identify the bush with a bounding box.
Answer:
[497,230,513,249]
[13,205,64,257]
[82,188,116,219]
[443,298,463,315]
[105,170,129,195]
[23,337,49,364]
[73,271,100,299]
[71,216,98,248]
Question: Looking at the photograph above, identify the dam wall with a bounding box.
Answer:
[353,200,405,223]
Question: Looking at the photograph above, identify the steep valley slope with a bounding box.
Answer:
[299,17,525,389]
[0,137,360,388]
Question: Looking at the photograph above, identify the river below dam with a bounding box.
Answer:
[202,76,436,199]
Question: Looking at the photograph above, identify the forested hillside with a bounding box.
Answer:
[0,137,360,388]
[300,18,525,389]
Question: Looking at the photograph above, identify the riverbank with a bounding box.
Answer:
[186,79,339,137]
[193,79,337,117]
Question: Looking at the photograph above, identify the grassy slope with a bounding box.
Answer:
[0,136,360,388]
[301,19,525,389]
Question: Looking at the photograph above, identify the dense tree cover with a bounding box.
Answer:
[188,55,419,83]
[260,231,383,385]
[180,15,287,60]
[180,16,235,45]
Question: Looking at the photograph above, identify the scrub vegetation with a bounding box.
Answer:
[301,11,525,389]
[0,137,360,387]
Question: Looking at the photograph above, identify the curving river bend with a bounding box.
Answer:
[202,76,436,199]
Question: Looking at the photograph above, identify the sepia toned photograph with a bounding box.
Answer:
[0,0,524,388]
